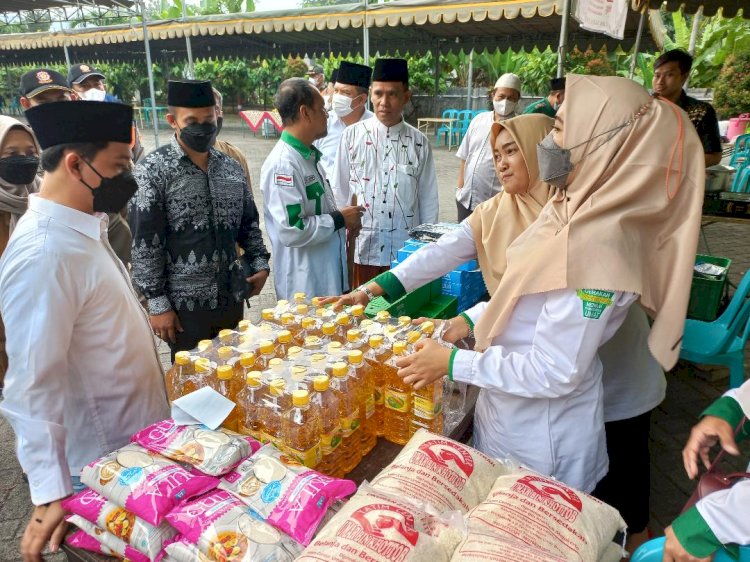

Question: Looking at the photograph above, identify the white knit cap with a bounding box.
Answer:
[494,73,522,92]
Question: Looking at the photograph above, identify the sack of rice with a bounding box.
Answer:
[297,486,465,562]
[80,443,218,526]
[65,516,149,562]
[449,529,568,562]
[370,429,511,512]
[131,419,261,476]
[463,469,626,561]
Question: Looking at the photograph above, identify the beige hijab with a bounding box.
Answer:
[0,116,41,233]
[467,114,555,294]
[474,74,705,370]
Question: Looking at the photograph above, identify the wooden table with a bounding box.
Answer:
[417,117,458,151]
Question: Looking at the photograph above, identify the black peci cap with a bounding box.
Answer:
[336,61,372,89]
[372,58,408,86]
[167,80,214,108]
[25,101,133,149]
[20,69,70,98]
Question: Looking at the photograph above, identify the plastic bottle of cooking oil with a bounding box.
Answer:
[326,341,344,372]
[303,335,325,352]
[348,350,377,455]
[216,345,236,367]
[276,330,293,358]
[237,319,251,333]
[267,358,286,382]
[287,345,304,360]
[261,308,278,324]
[196,339,216,360]
[344,329,367,353]
[293,292,308,306]
[330,361,361,474]
[321,322,336,342]
[310,375,342,477]
[349,304,366,327]
[263,379,291,448]
[383,341,412,445]
[282,390,321,468]
[218,329,239,347]
[334,314,352,344]
[280,313,302,342]
[216,365,239,431]
[256,339,277,370]
[365,335,391,437]
[235,352,256,386]
[236,371,266,441]
[166,351,193,402]
[299,316,320,343]
[290,365,309,393]
[375,311,391,322]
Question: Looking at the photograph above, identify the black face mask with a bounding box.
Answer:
[0,155,39,185]
[79,160,138,213]
[178,121,217,153]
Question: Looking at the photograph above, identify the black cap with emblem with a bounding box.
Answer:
[336,61,372,89]
[372,58,409,87]
[25,101,133,149]
[20,69,71,98]
[167,80,214,108]
[68,63,106,87]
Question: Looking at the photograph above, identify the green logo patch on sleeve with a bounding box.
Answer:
[576,289,615,319]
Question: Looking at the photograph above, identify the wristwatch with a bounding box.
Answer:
[358,284,377,302]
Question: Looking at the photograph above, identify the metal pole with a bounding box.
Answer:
[139,0,160,148]
[362,0,370,65]
[63,44,71,67]
[628,10,646,80]
[557,0,572,78]
[466,48,474,110]
[182,0,194,78]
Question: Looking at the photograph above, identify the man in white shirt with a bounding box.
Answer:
[314,61,374,180]
[0,101,169,561]
[332,58,439,287]
[455,73,522,221]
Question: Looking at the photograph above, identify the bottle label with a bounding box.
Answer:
[340,413,361,437]
[385,389,409,413]
[413,395,443,420]
[287,442,321,468]
[320,429,342,455]
[374,385,384,406]
[365,394,376,419]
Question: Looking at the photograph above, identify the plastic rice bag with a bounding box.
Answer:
[218,443,356,545]
[297,485,464,562]
[131,419,260,477]
[66,516,149,562]
[80,443,218,526]
[165,490,303,561]
[370,429,512,513]
[62,488,176,559]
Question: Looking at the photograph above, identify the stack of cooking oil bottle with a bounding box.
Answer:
[165,293,445,478]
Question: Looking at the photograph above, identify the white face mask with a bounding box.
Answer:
[493,99,517,116]
[80,88,106,102]
[332,93,357,118]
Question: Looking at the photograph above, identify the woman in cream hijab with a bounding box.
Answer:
[0,116,41,394]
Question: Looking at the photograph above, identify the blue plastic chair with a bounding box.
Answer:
[453,109,475,145]
[730,167,750,193]
[680,268,750,388]
[632,537,750,562]
[436,109,459,147]
[729,134,750,169]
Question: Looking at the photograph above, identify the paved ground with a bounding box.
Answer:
[0,115,749,560]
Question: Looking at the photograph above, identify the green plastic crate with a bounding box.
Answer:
[365,279,441,318]
[415,295,459,320]
[687,254,731,321]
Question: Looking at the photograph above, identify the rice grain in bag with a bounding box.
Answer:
[80,443,218,526]
[131,419,261,477]
[297,486,464,562]
[370,429,510,512]
[165,490,303,561]
[219,443,356,545]
[66,515,150,562]
[62,488,177,559]
[465,469,626,562]
[449,529,567,562]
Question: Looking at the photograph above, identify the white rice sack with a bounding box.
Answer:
[370,429,512,512]
[599,542,626,562]
[449,529,568,562]
[297,486,464,562]
[464,469,626,562]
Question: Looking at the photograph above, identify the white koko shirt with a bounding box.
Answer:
[331,116,439,267]
[0,195,169,505]
[314,108,373,180]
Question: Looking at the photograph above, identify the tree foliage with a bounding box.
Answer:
[713,51,750,119]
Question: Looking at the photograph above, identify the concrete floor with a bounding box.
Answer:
[0,115,748,560]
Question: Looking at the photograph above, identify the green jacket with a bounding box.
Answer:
[522,97,556,118]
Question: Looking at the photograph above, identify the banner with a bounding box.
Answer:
[573,0,629,40]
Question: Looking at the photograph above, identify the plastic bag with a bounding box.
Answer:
[65,516,149,562]
[131,419,260,477]
[165,489,303,561]
[408,223,462,242]
[62,488,176,559]
[218,443,356,545]
[80,443,218,526]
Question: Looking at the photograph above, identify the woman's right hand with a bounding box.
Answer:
[414,315,471,344]
[318,291,369,311]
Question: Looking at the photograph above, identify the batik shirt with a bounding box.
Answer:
[677,90,722,155]
[130,136,270,315]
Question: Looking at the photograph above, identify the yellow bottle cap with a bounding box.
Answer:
[348,350,364,364]
[259,340,275,354]
[269,379,286,396]
[288,346,303,357]
[311,296,322,307]
[277,299,289,308]
[376,311,391,320]
[398,316,412,326]
[278,330,292,344]
[301,317,316,329]
[174,351,191,365]
[369,335,384,348]
[197,339,213,351]
[296,304,309,315]
[261,309,275,321]
[217,365,233,380]
[316,307,328,318]
[280,313,294,326]
[218,346,233,360]
[292,389,310,407]
[346,329,362,342]
[269,358,283,368]
[294,292,307,302]
[327,342,342,353]
[313,375,330,392]
[321,322,336,336]
[239,352,256,367]
[351,304,365,317]
[304,336,322,347]
[393,341,407,355]
[237,320,251,332]
[336,314,350,326]
[360,319,374,329]
[194,357,212,372]
[218,329,234,341]
[332,362,348,377]
[291,366,307,379]
[310,353,327,364]
[420,321,435,335]
[406,330,422,344]
[245,373,262,387]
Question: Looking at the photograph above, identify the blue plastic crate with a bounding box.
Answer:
[405,238,427,247]
[396,248,416,263]
[442,278,487,296]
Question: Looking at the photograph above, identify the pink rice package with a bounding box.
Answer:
[131,419,261,477]
[80,443,218,526]
[62,488,177,559]
[218,443,357,545]
[165,490,303,561]
[66,516,150,562]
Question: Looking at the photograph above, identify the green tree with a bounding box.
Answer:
[713,51,750,119]
[0,12,52,34]
[284,57,309,80]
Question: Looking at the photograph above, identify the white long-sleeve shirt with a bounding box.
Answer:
[331,116,439,266]
[0,195,169,505]
[314,109,373,180]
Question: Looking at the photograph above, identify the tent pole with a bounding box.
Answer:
[363,0,370,65]
[139,0,160,148]
[557,0,572,78]
[63,44,71,67]
[628,9,646,80]
[466,48,474,110]
[182,0,194,79]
